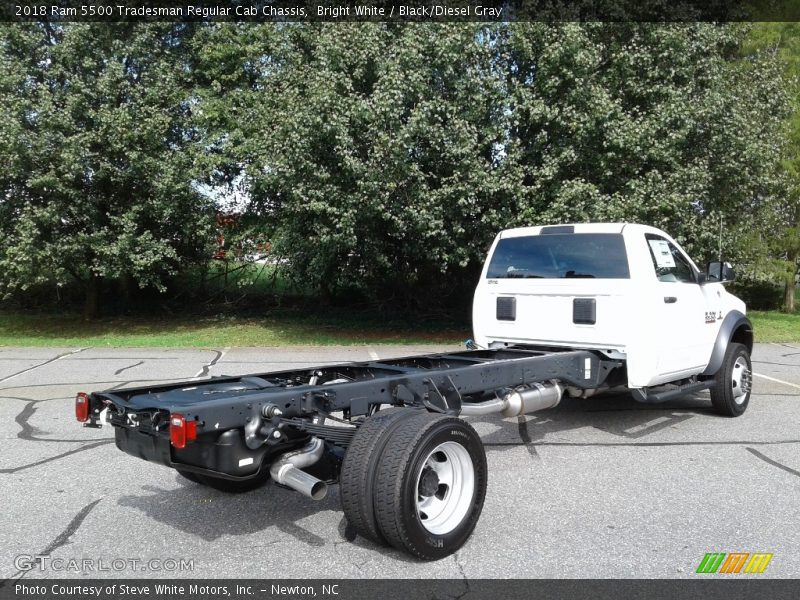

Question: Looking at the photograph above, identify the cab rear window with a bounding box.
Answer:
[486,233,630,279]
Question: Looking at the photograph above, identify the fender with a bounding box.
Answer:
[701,310,753,376]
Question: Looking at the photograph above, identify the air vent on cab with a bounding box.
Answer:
[496,297,516,321]
[573,298,596,325]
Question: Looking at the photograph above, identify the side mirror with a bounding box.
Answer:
[706,261,736,283]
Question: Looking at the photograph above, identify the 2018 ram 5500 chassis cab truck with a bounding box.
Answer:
[76,223,753,560]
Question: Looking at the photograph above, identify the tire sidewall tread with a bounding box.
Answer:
[339,407,422,544]
[710,342,751,417]
[373,413,487,560]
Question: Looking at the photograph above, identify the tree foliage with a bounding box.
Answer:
[198,22,788,310]
[501,24,788,261]
[194,23,511,308]
[0,23,214,316]
[739,23,800,312]
[0,22,793,316]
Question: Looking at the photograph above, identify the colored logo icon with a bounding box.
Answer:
[696,552,773,574]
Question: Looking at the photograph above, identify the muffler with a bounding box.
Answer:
[460,381,563,417]
[269,437,328,500]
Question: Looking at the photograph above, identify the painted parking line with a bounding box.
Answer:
[753,372,800,391]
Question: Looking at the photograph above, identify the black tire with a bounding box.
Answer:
[709,342,752,417]
[340,407,422,545]
[373,413,487,560]
[195,468,270,493]
[176,469,201,484]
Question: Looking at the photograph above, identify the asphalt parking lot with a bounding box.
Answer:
[0,343,798,580]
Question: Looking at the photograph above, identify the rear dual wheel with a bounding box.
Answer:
[341,410,487,560]
[339,408,422,545]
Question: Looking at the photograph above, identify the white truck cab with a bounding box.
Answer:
[473,223,753,415]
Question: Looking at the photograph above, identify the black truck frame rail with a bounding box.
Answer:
[86,347,621,453]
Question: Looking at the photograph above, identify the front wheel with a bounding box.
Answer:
[709,342,752,417]
[373,413,487,560]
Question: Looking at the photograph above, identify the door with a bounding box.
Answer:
[645,234,709,379]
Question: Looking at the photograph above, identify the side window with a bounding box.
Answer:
[645,234,696,283]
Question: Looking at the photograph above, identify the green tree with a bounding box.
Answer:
[499,23,788,264]
[0,23,214,317]
[195,23,511,310]
[741,23,800,312]
[198,23,788,312]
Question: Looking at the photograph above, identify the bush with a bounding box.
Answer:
[729,278,785,311]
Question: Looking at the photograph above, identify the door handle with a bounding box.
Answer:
[664,296,677,304]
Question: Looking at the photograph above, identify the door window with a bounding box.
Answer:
[645,234,696,283]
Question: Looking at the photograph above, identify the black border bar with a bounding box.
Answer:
[3,579,800,600]
[3,0,800,22]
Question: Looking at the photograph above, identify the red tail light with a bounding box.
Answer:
[169,414,197,449]
[75,392,90,422]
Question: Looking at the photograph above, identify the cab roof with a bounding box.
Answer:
[499,223,650,238]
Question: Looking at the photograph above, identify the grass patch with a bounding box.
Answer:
[749,311,800,343]
[0,311,468,347]
[1,309,796,348]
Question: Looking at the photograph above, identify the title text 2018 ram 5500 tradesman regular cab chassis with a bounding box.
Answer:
[76,223,753,560]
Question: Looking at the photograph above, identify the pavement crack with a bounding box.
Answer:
[41,499,102,554]
[114,361,144,375]
[12,399,112,443]
[194,349,225,378]
[353,559,369,572]
[8,498,102,580]
[451,553,470,600]
[745,447,800,479]
[0,374,225,394]
[0,348,87,384]
[0,440,112,473]
[753,360,800,367]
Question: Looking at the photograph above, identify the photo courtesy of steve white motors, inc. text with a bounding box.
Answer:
[13,583,340,597]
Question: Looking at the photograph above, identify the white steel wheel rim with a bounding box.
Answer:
[731,356,751,404]
[415,441,475,535]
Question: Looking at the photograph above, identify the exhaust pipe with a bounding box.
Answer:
[460,381,563,417]
[270,437,328,500]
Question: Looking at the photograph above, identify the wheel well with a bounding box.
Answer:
[731,324,753,354]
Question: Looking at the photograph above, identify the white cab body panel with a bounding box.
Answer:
[472,223,746,388]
